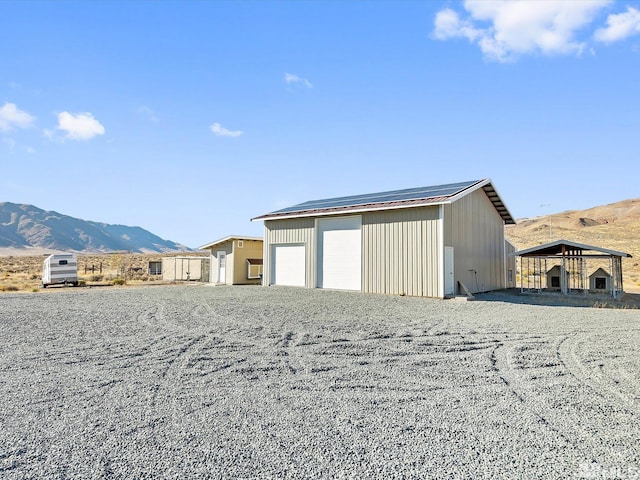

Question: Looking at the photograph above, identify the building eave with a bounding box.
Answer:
[199,235,263,250]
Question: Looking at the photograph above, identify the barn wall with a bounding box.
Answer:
[263,218,316,287]
[444,188,506,293]
[361,206,441,297]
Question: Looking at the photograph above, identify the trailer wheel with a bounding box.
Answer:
[42,284,47,288]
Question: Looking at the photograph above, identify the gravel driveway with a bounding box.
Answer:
[1,285,639,479]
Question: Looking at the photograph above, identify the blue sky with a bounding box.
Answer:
[2,1,639,248]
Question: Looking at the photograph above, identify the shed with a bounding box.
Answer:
[252,179,515,298]
[162,256,209,282]
[512,240,631,298]
[199,236,263,285]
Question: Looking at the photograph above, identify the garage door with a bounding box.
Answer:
[271,244,306,287]
[317,216,362,290]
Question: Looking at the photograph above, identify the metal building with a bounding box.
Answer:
[252,179,515,298]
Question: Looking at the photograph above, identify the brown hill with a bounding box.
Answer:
[506,198,640,292]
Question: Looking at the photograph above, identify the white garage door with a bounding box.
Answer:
[271,244,306,287]
[317,216,362,290]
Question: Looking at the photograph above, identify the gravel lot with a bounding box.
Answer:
[1,285,639,479]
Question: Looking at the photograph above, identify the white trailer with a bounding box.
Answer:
[42,254,78,288]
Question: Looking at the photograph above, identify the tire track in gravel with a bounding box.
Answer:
[489,342,582,451]
[557,333,640,415]
[150,334,208,410]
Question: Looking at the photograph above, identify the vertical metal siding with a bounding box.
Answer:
[362,206,441,297]
[445,189,506,293]
[264,218,315,287]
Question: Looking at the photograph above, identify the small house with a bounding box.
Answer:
[199,236,263,285]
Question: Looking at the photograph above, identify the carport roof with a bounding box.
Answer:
[252,178,515,224]
[512,240,632,258]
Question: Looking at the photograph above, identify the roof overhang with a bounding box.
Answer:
[252,178,515,224]
[512,240,631,258]
[199,235,263,250]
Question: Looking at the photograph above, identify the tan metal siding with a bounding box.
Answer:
[264,218,315,287]
[362,206,441,297]
[445,188,506,293]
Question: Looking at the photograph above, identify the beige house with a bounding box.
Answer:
[199,236,263,285]
[252,179,515,298]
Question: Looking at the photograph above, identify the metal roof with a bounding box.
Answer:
[252,179,515,224]
[512,240,631,258]
[199,235,263,250]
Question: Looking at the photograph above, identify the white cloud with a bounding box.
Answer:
[595,6,640,43]
[56,111,105,140]
[210,122,243,137]
[433,0,611,62]
[0,102,35,131]
[284,72,313,89]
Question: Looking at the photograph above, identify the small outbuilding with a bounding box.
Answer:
[546,265,569,290]
[162,256,209,282]
[513,240,631,298]
[199,236,263,285]
[252,179,515,298]
[589,268,611,292]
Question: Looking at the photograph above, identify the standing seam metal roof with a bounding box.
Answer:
[252,179,515,224]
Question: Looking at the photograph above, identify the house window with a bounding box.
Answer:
[595,277,607,290]
[247,258,263,279]
[237,240,244,248]
[59,260,68,265]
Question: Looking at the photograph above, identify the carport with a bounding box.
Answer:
[512,240,631,299]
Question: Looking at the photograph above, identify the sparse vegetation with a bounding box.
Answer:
[0,252,204,293]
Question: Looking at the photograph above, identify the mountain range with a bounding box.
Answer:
[0,202,189,253]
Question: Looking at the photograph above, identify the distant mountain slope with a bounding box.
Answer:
[0,202,190,253]
[506,198,640,291]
